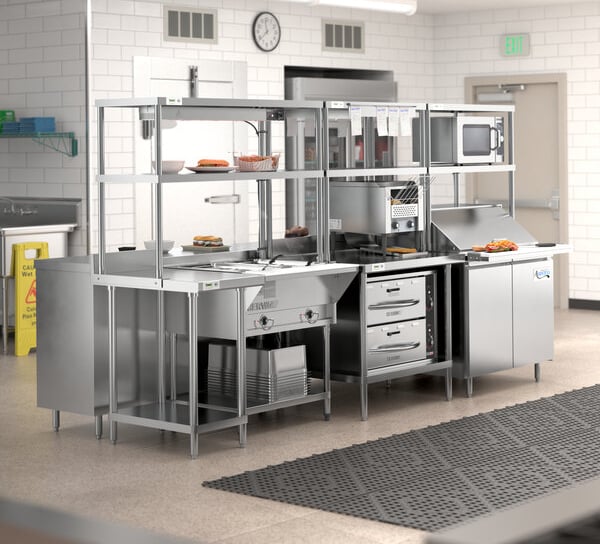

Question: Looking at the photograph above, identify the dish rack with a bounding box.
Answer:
[207,344,309,404]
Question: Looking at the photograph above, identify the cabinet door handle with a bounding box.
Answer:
[204,194,241,204]
[368,341,421,353]
[368,299,419,310]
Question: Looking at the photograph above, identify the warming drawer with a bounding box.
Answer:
[366,319,427,370]
[365,274,430,326]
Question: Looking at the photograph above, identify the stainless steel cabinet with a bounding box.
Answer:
[456,257,554,395]
[324,266,453,420]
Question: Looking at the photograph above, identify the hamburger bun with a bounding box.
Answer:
[386,247,417,254]
[197,159,229,167]
[193,235,223,247]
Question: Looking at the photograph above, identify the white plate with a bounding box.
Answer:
[186,166,236,173]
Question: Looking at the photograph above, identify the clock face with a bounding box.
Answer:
[252,12,281,52]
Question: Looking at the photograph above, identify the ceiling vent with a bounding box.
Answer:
[322,20,364,53]
[163,6,218,43]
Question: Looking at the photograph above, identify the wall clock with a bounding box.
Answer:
[252,11,281,52]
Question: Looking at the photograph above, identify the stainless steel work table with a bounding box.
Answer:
[325,251,458,420]
[93,261,358,458]
[93,267,266,459]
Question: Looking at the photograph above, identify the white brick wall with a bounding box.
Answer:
[87,0,434,250]
[432,1,600,301]
[0,0,87,254]
[1,0,599,301]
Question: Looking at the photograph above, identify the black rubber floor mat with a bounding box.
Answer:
[203,384,600,532]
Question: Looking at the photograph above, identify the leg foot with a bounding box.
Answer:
[465,378,473,398]
[52,410,60,432]
[445,369,453,401]
[109,419,117,444]
[190,432,198,459]
[360,382,368,421]
[534,363,541,382]
[95,415,103,439]
[239,423,247,448]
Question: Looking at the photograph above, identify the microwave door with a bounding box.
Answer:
[457,116,498,164]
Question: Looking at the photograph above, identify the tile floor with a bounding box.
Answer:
[1,308,599,544]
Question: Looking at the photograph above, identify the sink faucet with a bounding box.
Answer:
[0,197,37,216]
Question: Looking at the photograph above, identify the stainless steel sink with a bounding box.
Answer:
[0,197,80,354]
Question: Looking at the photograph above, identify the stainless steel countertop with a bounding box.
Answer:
[462,243,571,264]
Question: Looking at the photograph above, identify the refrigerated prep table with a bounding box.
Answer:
[432,204,571,396]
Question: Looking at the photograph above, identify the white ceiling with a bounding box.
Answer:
[417,0,586,14]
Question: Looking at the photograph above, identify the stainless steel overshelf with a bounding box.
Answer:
[96,96,325,110]
[326,167,427,177]
[97,169,325,184]
[428,102,516,112]
[429,164,515,174]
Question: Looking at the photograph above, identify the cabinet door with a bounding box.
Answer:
[466,265,513,375]
[512,259,554,367]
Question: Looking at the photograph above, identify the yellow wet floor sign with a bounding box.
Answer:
[12,241,49,356]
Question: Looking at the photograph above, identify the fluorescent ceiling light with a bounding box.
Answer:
[303,0,417,15]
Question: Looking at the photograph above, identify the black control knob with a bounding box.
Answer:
[406,220,414,229]
[391,222,398,230]
[259,315,269,327]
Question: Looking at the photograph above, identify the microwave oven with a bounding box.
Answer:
[413,115,504,165]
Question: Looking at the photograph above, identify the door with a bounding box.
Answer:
[133,57,248,249]
[512,259,554,367]
[465,74,568,308]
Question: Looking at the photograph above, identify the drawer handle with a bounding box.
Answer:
[368,341,421,353]
[368,299,420,310]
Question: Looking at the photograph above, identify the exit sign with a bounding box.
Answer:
[501,33,530,57]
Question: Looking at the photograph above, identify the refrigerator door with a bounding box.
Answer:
[512,259,554,367]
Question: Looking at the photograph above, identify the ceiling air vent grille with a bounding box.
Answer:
[163,6,217,44]
[322,20,364,53]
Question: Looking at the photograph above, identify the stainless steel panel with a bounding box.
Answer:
[37,257,173,416]
[432,205,537,252]
[366,319,426,370]
[330,181,424,235]
[165,271,356,339]
[465,264,513,375]
[285,77,397,102]
[366,275,426,325]
[37,265,96,415]
[512,259,554,366]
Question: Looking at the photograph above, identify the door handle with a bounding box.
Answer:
[368,299,420,310]
[368,341,421,353]
[204,194,241,204]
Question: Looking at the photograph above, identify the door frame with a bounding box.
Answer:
[464,73,569,309]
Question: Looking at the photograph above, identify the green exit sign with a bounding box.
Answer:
[501,33,530,57]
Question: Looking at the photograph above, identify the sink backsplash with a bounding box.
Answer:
[0,197,80,227]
